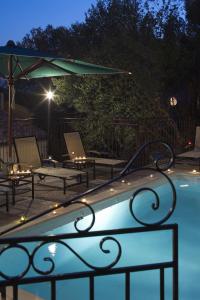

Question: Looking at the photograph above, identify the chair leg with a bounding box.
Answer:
[93,164,96,179]
[63,179,66,194]
[6,192,9,212]
[86,172,89,188]
[12,181,15,205]
[79,174,82,184]
[32,175,34,199]
[111,166,114,179]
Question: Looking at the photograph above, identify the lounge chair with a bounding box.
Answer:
[14,136,88,193]
[63,132,126,178]
[176,126,200,169]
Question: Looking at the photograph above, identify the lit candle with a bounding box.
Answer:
[19,215,27,222]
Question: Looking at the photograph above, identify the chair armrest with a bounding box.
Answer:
[61,153,70,159]
[42,158,59,167]
[87,150,116,158]
[87,150,102,157]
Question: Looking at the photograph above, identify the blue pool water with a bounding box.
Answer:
[1,174,200,299]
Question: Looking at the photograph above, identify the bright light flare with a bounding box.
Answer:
[46,90,54,100]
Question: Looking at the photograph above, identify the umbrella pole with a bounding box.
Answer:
[8,55,14,161]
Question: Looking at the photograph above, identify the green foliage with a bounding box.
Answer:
[18,0,200,157]
[185,0,200,25]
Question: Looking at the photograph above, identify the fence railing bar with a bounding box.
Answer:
[0,262,174,287]
[160,268,164,300]
[13,285,18,300]
[173,224,179,300]
[51,280,56,300]
[89,276,94,300]
[125,271,130,300]
[0,224,176,244]
[0,286,6,300]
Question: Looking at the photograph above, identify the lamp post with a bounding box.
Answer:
[46,90,54,156]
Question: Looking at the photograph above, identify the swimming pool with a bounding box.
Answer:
[0,173,200,299]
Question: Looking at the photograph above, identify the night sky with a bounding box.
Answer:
[0,0,96,46]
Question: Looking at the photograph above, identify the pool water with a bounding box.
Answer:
[1,174,200,299]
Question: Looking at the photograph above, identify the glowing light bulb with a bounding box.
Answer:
[46,90,54,100]
[20,215,27,222]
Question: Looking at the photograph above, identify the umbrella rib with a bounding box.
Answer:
[13,56,29,81]
[14,58,46,80]
[14,58,75,79]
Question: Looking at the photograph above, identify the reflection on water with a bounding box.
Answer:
[1,175,200,300]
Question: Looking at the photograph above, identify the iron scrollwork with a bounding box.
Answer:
[0,200,121,281]
[124,141,176,226]
[129,167,176,226]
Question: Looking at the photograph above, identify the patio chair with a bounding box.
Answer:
[14,136,88,193]
[176,126,200,169]
[63,132,126,178]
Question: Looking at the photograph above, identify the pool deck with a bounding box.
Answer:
[0,164,198,236]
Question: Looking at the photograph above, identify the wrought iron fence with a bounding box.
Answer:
[0,117,47,163]
[48,115,196,165]
[0,115,196,164]
[0,222,178,300]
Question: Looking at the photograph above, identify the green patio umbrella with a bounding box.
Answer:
[0,42,129,160]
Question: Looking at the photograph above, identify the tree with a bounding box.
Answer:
[185,0,200,25]
[18,0,191,156]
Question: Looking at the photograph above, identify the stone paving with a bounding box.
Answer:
[0,164,197,236]
[0,167,113,233]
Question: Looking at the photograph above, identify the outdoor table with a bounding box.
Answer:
[63,158,96,179]
[0,171,34,210]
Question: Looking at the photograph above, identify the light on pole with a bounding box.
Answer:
[169,96,177,107]
[169,96,178,123]
[45,90,55,156]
